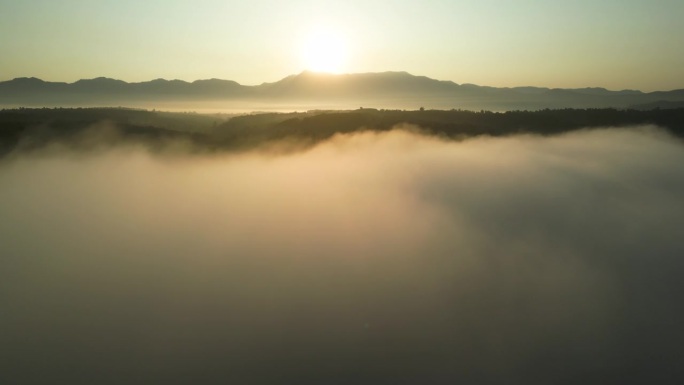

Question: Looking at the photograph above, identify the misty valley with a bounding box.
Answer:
[5,0,684,383]
[1,106,684,384]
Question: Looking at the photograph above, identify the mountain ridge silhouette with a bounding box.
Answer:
[2,71,683,110]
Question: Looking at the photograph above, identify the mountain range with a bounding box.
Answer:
[2,71,684,111]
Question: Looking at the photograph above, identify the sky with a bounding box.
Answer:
[1,0,683,91]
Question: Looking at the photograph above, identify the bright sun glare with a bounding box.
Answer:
[300,29,349,73]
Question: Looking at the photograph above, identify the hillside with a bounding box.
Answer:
[2,107,683,156]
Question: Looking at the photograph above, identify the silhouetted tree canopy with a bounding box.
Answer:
[1,107,683,155]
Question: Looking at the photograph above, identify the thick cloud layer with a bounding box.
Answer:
[1,127,683,384]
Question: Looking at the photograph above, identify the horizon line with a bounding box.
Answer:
[3,71,677,93]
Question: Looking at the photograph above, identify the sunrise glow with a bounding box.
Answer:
[300,29,349,73]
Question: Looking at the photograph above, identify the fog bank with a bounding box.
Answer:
[1,127,683,384]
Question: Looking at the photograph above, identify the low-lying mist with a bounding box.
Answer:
[1,126,683,384]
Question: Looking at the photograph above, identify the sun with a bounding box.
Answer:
[300,29,349,73]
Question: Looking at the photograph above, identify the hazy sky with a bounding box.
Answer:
[1,0,683,90]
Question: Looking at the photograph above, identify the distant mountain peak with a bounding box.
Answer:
[75,77,127,85]
[2,72,683,110]
[10,77,46,83]
[192,78,233,84]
